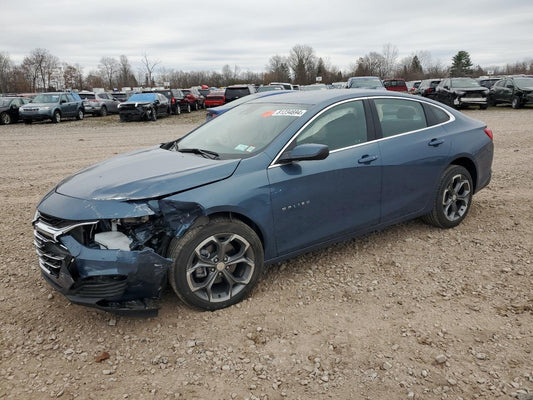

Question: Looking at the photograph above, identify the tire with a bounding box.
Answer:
[119,114,126,122]
[150,107,157,121]
[52,110,61,123]
[167,106,171,116]
[0,112,11,125]
[194,102,199,111]
[167,217,264,310]
[511,96,521,109]
[479,104,487,110]
[176,105,181,115]
[422,165,473,229]
[487,95,496,107]
[76,109,84,120]
[186,103,191,113]
[24,119,32,125]
[100,106,107,117]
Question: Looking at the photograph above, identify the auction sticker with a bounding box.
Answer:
[262,109,306,117]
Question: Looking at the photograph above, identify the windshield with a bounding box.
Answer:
[0,98,14,106]
[515,78,533,88]
[176,102,309,158]
[450,78,481,88]
[32,94,60,103]
[128,93,156,102]
[349,78,383,89]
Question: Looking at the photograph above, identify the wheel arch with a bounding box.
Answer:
[450,156,478,192]
[205,211,266,250]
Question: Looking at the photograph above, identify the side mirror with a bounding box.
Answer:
[154,99,160,104]
[60,99,67,104]
[506,85,514,89]
[278,144,329,164]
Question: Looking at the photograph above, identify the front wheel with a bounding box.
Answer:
[76,109,84,120]
[0,112,11,125]
[150,107,157,121]
[422,165,473,229]
[99,106,107,117]
[511,96,521,109]
[167,217,264,310]
[52,110,61,123]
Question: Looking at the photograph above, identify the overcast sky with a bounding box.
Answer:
[2,0,532,75]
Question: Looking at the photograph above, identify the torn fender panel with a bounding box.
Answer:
[157,199,205,238]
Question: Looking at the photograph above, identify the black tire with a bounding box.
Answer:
[150,107,157,121]
[167,217,264,310]
[186,103,191,113]
[511,96,521,109]
[76,109,84,120]
[175,105,181,115]
[119,114,126,122]
[479,104,487,110]
[100,106,107,117]
[194,102,199,111]
[23,119,32,125]
[0,112,11,125]
[52,110,61,123]
[167,106,171,116]
[422,165,473,229]
[487,95,497,107]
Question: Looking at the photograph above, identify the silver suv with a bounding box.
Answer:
[78,91,120,116]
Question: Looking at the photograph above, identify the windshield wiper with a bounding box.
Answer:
[178,147,220,160]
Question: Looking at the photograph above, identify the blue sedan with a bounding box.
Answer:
[33,90,493,316]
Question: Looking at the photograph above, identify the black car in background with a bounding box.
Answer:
[118,93,170,122]
[224,85,256,103]
[0,96,30,124]
[478,77,501,89]
[435,78,489,109]
[417,79,441,99]
[489,76,533,108]
[145,89,183,115]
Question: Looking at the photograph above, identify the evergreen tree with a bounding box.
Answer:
[450,51,473,77]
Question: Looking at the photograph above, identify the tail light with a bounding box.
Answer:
[484,128,493,140]
[171,98,176,104]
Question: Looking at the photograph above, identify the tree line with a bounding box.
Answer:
[1,44,532,93]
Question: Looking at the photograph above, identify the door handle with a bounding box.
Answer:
[358,155,378,164]
[428,138,444,147]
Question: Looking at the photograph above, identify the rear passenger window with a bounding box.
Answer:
[424,103,450,126]
[374,98,427,138]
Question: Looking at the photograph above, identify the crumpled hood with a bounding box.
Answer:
[56,146,240,201]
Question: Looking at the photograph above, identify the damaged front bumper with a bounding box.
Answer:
[33,191,204,316]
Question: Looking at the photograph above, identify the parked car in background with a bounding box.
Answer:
[478,77,502,89]
[111,92,130,102]
[225,85,257,103]
[78,91,120,116]
[406,80,421,94]
[435,78,489,109]
[180,88,205,110]
[417,79,442,99]
[146,89,182,115]
[383,78,408,92]
[32,89,493,316]
[0,96,31,125]
[19,92,84,124]
[205,90,292,121]
[269,82,293,90]
[198,87,211,98]
[488,76,533,108]
[118,92,170,121]
[331,82,348,89]
[347,76,386,90]
[204,90,225,108]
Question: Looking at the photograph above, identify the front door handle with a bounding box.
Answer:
[358,154,378,164]
[428,138,444,147]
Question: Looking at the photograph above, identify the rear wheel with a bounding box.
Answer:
[511,96,521,109]
[175,105,181,115]
[76,109,84,120]
[186,103,191,113]
[52,110,61,123]
[0,112,11,125]
[194,102,199,111]
[168,217,264,310]
[99,106,107,117]
[422,165,473,229]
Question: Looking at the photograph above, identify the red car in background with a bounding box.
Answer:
[205,90,225,107]
[383,78,408,92]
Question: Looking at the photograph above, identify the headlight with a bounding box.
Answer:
[455,91,465,96]
[40,106,51,110]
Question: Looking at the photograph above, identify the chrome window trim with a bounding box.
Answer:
[268,96,455,169]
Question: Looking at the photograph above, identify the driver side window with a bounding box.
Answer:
[295,100,367,151]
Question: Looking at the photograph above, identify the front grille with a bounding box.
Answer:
[74,276,128,298]
[33,213,97,277]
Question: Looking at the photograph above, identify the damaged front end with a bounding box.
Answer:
[33,197,204,317]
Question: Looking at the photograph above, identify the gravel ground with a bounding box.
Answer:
[0,107,531,400]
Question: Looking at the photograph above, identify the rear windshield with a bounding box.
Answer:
[225,88,250,99]
[79,93,96,100]
[349,78,383,89]
[450,78,481,88]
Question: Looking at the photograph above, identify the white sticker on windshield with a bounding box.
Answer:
[234,144,249,151]
[271,109,307,117]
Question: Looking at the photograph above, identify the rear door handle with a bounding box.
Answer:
[428,138,444,147]
[358,155,378,164]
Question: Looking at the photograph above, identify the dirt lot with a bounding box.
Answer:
[0,107,531,400]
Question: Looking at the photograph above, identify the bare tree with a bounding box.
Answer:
[382,43,399,77]
[98,57,119,89]
[117,55,137,88]
[22,48,59,91]
[140,53,160,87]
[288,44,317,84]
[0,52,13,93]
[63,63,83,90]
[265,55,291,83]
